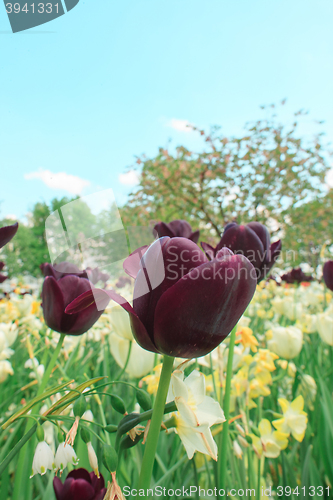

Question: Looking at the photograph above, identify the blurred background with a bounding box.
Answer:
[1,0,333,276]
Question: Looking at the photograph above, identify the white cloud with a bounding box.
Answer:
[118,170,140,186]
[24,169,90,195]
[168,118,194,132]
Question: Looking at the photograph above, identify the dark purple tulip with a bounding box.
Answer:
[0,222,18,249]
[41,275,104,335]
[201,222,281,283]
[65,237,257,358]
[40,262,109,285]
[53,468,106,500]
[281,267,313,284]
[323,261,333,291]
[154,219,200,243]
[0,261,9,283]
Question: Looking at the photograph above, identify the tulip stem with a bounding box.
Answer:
[138,355,174,493]
[219,326,237,490]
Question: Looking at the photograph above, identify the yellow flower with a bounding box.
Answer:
[251,419,289,458]
[253,349,278,373]
[140,364,162,395]
[235,327,259,352]
[272,395,308,442]
[249,371,272,399]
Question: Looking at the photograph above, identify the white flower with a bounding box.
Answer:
[233,440,243,459]
[168,368,225,460]
[109,305,133,340]
[82,410,94,422]
[54,443,79,473]
[267,326,303,359]
[109,333,155,378]
[87,442,99,477]
[30,441,55,477]
[316,310,333,346]
[0,360,14,382]
[271,297,303,321]
[0,322,18,347]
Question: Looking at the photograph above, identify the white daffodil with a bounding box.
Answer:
[316,310,333,346]
[173,417,219,460]
[109,333,155,378]
[54,443,79,473]
[87,442,99,477]
[30,441,55,477]
[267,325,303,359]
[0,360,14,382]
[168,368,225,460]
[0,322,18,347]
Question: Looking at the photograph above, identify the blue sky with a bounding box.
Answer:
[1,0,333,221]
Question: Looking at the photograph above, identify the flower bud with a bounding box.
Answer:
[80,427,90,444]
[136,389,152,411]
[105,424,118,433]
[73,395,86,418]
[36,424,45,443]
[102,444,118,473]
[111,395,126,415]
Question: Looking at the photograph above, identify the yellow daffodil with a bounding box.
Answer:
[272,395,308,442]
[253,349,278,373]
[251,419,288,458]
[235,327,259,352]
[140,364,162,395]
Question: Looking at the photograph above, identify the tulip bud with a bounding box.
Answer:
[111,395,126,415]
[73,395,86,418]
[102,444,118,473]
[136,389,152,411]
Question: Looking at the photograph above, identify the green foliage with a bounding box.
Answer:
[123,105,332,266]
[0,196,75,277]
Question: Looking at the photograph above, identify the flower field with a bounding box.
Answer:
[0,222,332,500]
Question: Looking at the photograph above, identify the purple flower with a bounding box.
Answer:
[53,468,106,500]
[65,237,257,358]
[281,267,313,284]
[323,261,333,291]
[154,219,200,243]
[41,275,104,335]
[0,222,18,250]
[40,262,109,285]
[201,222,281,282]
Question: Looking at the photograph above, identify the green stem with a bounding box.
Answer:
[138,355,174,492]
[11,334,65,498]
[218,326,236,490]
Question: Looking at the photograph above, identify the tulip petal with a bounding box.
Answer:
[247,222,270,253]
[201,242,216,260]
[153,254,257,358]
[65,288,158,352]
[0,222,18,249]
[133,238,207,344]
[53,476,66,500]
[189,230,200,244]
[41,277,65,332]
[323,260,333,291]
[123,245,149,279]
[218,224,265,271]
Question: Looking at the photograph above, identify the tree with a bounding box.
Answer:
[0,196,75,277]
[123,105,332,266]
